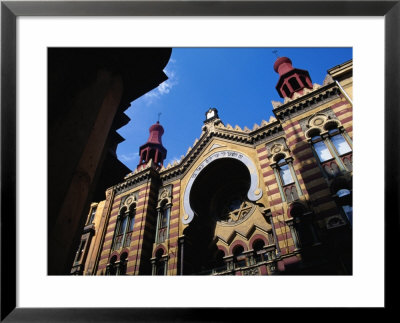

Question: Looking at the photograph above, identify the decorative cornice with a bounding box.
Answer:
[272,82,340,121]
[158,120,283,185]
[297,107,339,134]
[114,167,159,196]
[117,115,284,187]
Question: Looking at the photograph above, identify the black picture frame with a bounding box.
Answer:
[1,0,397,321]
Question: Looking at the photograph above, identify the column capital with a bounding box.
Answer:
[285,156,294,163]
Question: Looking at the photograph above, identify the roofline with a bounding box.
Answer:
[327,59,353,75]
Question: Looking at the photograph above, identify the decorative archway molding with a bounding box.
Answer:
[182,150,263,224]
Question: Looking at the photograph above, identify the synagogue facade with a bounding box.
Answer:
[71,56,353,276]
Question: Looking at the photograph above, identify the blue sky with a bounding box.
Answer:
[116,47,352,171]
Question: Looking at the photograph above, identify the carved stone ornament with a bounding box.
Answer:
[298,108,338,134]
[157,185,172,208]
[265,138,290,162]
[242,267,259,275]
[216,200,256,226]
[123,192,139,208]
[273,146,282,153]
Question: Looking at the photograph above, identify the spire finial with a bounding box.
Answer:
[157,112,162,123]
[272,50,279,59]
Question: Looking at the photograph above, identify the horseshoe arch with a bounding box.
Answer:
[182,150,263,224]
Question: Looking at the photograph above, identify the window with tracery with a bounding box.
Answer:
[74,238,87,264]
[252,239,267,263]
[106,255,118,275]
[233,245,247,268]
[118,252,128,275]
[269,148,302,203]
[152,248,168,276]
[277,158,294,186]
[88,206,97,224]
[113,204,136,250]
[306,114,353,177]
[156,200,170,244]
[106,253,128,276]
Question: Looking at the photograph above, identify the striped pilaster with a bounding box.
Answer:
[282,119,341,222]
[283,120,317,198]
[268,208,295,256]
[256,146,283,206]
[256,146,295,255]
[330,99,353,139]
[127,180,158,275]
[167,182,181,275]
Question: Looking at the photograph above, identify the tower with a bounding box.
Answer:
[274,56,313,98]
[137,121,167,169]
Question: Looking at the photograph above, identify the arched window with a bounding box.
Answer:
[106,255,118,275]
[113,204,136,250]
[124,204,136,247]
[154,248,167,276]
[312,136,333,162]
[277,159,294,186]
[118,214,128,235]
[141,150,148,163]
[308,124,352,175]
[233,245,246,268]
[329,130,352,155]
[289,77,301,91]
[118,252,128,275]
[156,200,170,244]
[326,128,352,173]
[148,149,156,162]
[252,239,266,263]
[88,206,97,224]
[300,75,308,87]
[282,84,291,97]
[73,238,87,265]
[271,154,302,203]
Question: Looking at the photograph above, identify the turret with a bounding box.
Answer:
[274,56,313,98]
[137,121,167,169]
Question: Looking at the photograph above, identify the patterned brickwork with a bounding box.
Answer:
[282,117,340,223]
[272,208,296,255]
[127,180,158,275]
[331,98,353,138]
[82,60,353,276]
[146,181,182,275]
[166,182,181,274]
[256,145,295,256]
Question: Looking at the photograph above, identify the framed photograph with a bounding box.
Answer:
[1,0,397,321]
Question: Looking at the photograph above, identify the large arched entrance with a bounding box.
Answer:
[182,154,257,274]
